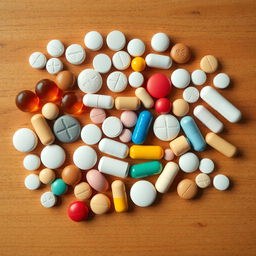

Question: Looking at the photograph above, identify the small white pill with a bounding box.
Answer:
[102,116,123,138]
[73,145,97,170]
[213,174,230,191]
[199,158,215,174]
[195,173,211,189]
[93,53,112,74]
[23,154,41,171]
[151,32,170,52]
[47,39,64,57]
[145,53,172,69]
[84,31,103,51]
[213,73,230,89]
[65,44,86,65]
[183,86,200,103]
[107,71,127,92]
[81,124,102,145]
[179,152,199,173]
[112,51,131,70]
[191,69,207,86]
[106,30,126,51]
[127,39,145,57]
[78,69,102,93]
[171,68,190,88]
[24,174,41,190]
[128,72,144,88]
[29,52,47,69]
[46,58,63,75]
[40,191,57,208]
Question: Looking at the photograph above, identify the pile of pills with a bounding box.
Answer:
[13,30,241,222]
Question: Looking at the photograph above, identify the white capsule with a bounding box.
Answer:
[145,53,172,69]
[83,94,114,109]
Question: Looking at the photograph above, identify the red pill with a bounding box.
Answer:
[61,92,85,114]
[15,90,40,112]
[147,73,172,98]
[155,98,172,114]
[68,201,89,222]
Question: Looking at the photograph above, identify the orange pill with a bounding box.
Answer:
[61,92,85,114]
[15,90,40,112]
[170,43,191,64]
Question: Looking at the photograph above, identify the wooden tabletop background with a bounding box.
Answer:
[0,0,256,255]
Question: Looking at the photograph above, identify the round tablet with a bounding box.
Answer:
[102,116,123,138]
[183,86,200,103]
[172,99,189,117]
[106,30,126,51]
[29,52,47,69]
[51,178,67,195]
[86,169,109,192]
[23,154,41,171]
[120,111,137,128]
[213,73,230,89]
[90,108,106,124]
[155,98,171,114]
[41,144,66,169]
[73,146,97,170]
[56,71,76,91]
[119,129,132,143]
[40,191,57,208]
[68,201,89,222]
[81,124,102,145]
[39,168,55,184]
[199,158,215,174]
[84,31,103,51]
[90,194,111,214]
[171,68,190,89]
[65,44,86,65]
[127,39,145,57]
[42,103,59,120]
[77,69,102,93]
[191,69,207,86]
[13,128,38,152]
[47,39,64,57]
[130,180,157,207]
[107,71,128,92]
[170,43,191,64]
[62,165,82,186]
[179,152,199,173]
[74,182,92,200]
[93,53,112,74]
[195,173,211,189]
[131,57,146,72]
[151,32,170,52]
[177,179,198,199]
[112,51,131,70]
[128,72,144,88]
[164,148,174,161]
[200,55,218,73]
[213,174,230,191]
[46,58,63,75]
[24,174,41,190]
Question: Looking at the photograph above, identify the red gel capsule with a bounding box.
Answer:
[155,98,172,114]
[61,92,85,114]
[68,201,89,222]
[15,90,40,112]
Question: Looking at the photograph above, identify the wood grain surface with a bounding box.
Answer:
[0,1,256,256]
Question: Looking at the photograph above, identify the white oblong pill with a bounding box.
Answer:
[24,174,41,190]
[107,71,128,92]
[93,53,112,74]
[65,44,86,65]
[128,72,144,88]
[84,31,103,51]
[191,69,207,86]
[106,30,126,51]
[145,53,172,69]
[151,32,170,52]
[171,68,190,88]
[46,58,63,75]
[78,69,102,93]
[83,94,114,109]
[23,154,41,171]
[213,73,230,89]
[40,191,57,208]
[199,158,215,174]
[112,51,131,70]
[73,145,97,170]
[47,39,64,57]
[102,116,123,138]
[127,39,145,57]
[13,128,38,152]
[213,174,230,190]
[183,86,199,103]
[179,152,199,173]
[81,124,102,145]
[29,52,47,69]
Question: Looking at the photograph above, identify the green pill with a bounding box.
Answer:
[130,161,162,178]
[51,178,68,196]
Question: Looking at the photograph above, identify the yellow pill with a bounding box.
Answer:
[111,180,128,213]
[131,57,146,72]
[129,145,164,160]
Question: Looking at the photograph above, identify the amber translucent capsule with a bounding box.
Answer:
[61,92,85,114]
[15,90,40,112]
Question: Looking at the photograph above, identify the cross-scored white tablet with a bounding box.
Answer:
[46,58,63,75]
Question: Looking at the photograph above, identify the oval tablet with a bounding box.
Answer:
[86,169,109,192]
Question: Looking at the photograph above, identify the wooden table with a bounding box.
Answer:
[0,1,255,255]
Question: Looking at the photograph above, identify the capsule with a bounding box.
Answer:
[83,94,114,109]
[169,135,191,156]
[130,161,162,178]
[135,87,154,109]
[115,97,141,110]
[129,145,164,160]
[111,180,128,213]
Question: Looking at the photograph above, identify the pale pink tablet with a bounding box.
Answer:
[119,129,132,143]
[90,108,106,124]
[164,148,175,161]
[120,111,137,128]
[86,169,109,192]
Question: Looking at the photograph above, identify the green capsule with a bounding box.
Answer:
[130,161,162,178]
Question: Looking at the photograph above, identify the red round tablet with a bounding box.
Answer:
[155,98,172,114]
[68,201,89,222]
[147,73,172,98]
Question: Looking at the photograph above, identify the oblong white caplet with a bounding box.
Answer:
[145,53,172,69]
[83,94,114,109]
[98,138,129,159]
[200,86,241,123]
[193,105,224,133]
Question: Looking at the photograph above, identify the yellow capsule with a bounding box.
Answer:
[129,145,164,160]
[131,57,146,72]
[111,180,128,213]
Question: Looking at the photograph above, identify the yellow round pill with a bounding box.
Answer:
[131,57,146,72]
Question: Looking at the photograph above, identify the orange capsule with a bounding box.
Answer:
[15,90,40,112]
[61,92,85,114]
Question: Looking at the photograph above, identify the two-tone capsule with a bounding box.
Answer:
[111,180,128,213]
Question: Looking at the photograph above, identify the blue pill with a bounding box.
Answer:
[180,116,206,152]
[132,110,153,144]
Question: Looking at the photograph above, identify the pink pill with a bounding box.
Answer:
[119,129,132,143]
[90,108,106,124]
[120,111,137,128]
[164,149,175,161]
[86,169,109,192]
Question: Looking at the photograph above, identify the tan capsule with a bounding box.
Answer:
[177,179,198,199]
[135,87,154,109]
[169,135,191,156]
[74,182,92,201]
[200,55,218,73]
[31,114,55,145]
[90,194,110,214]
[42,103,59,120]
[39,168,55,184]
[115,97,141,110]
[111,180,128,212]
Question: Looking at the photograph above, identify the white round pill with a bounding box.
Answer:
[195,173,211,189]
[40,191,57,208]
[24,174,41,190]
[183,86,200,103]
[128,72,144,88]
[112,51,131,70]
[179,152,199,173]
[130,180,157,207]
[191,69,207,86]
[151,32,170,52]
[213,73,230,89]
[65,44,86,65]
[77,69,102,93]
[84,31,103,51]
[46,58,63,75]
[29,52,47,69]
[40,145,66,169]
[47,39,64,57]
[107,71,127,92]
[23,154,41,171]
[93,53,112,74]
[73,146,97,170]
[102,116,123,138]
[127,39,145,57]
[81,124,102,145]
[13,128,38,152]
[199,158,215,174]
[213,174,230,191]
[106,30,126,51]
[171,68,190,89]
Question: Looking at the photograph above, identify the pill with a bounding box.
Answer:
[172,99,189,117]
[102,116,123,138]
[112,51,131,70]
[128,72,144,88]
[61,165,82,186]
[195,173,211,189]
[213,73,230,89]
[130,161,162,178]
[99,138,129,159]
[213,174,230,191]
[193,105,223,133]
[135,87,154,109]
[93,53,112,74]
[179,152,199,173]
[145,53,172,69]
[107,71,128,92]
[155,98,171,114]
[132,110,153,144]
[86,169,109,192]
[35,79,61,102]
[47,39,64,57]
[78,69,102,93]
[74,182,92,200]
[155,162,179,193]
[65,44,86,65]
[130,180,156,207]
[39,168,55,184]
[164,148,175,161]
[127,39,145,57]
[12,128,38,152]
[41,144,66,169]
[119,129,132,143]
[201,86,241,123]
[153,114,180,141]
[120,111,137,128]
[147,73,172,98]
[183,86,199,103]
[83,94,114,109]
[23,154,41,171]
[90,108,106,124]
[84,31,103,51]
[53,115,81,143]
[15,90,40,112]
[177,179,198,199]
[200,55,218,73]
[171,68,190,89]
[106,30,126,51]
[31,114,55,145]
[51,178,67,195]
[130,145,163,160]
[42,103,59,120]
[46,58,63,75]
[40,191,57,208]
[24,174,41,190]
[73,146,97,170]
[180,116,206,151]
[90,194,111,215]
[81,124,102,145]
[131,57,146,72]
[151,32,170,52]
[98,156,129,178]
[115,97,141,110]
[191,69,207,86]
[61,92,84,114]
[170,43,191,64]
[55,70,76,91]
[111,180,128,213]
[169,135,191,156]
[68,201,89,222]
[205,132,237,157]
[29,52,47,69]
[199,158,215,174]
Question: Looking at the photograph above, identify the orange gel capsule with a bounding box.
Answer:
[15,90,40,112]
[61,92,85,114]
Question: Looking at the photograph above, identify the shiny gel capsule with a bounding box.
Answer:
[130,161,162,178]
